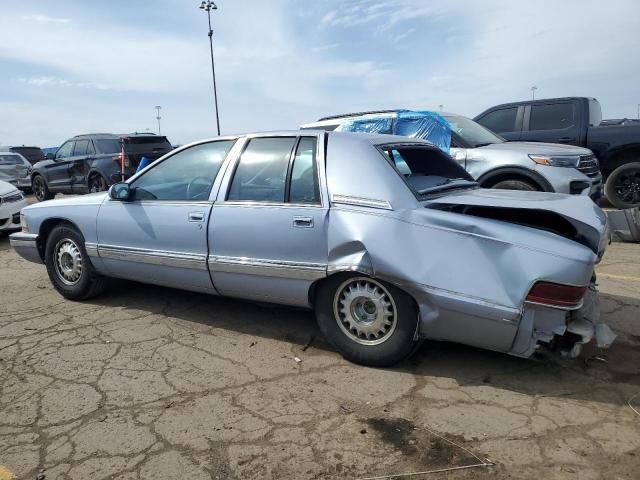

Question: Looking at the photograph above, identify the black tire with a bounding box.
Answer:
[88,174,109,193]
[45,224,108,300]
[315,274,419,367]
[490,179,538,191]
[604,162,640,209]
[32,174,54,202]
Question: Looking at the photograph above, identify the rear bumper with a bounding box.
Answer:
[9,232,43,264]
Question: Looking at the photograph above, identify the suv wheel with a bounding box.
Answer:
[315,274,420,367]
[32,175,54,202]
[45,224,107,300]
[89,174,109,193]
[605,162,640,209]
[491,179,538,191]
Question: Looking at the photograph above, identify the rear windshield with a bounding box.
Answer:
[379,145,476,196]
[94,139,121,154]
[0,154,22,165]
[12,147,44,161]
[125,136,170,145]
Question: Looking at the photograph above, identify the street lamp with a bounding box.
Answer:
[155,106,162,135]
[199,0,221,136]
[531,86,538,100]
[439,104,444,112]
[637,103,639,120]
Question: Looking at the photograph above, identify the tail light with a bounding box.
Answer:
[112,153,130,169]
[526,281,587,308]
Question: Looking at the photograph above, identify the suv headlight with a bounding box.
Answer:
[529,155,580,168]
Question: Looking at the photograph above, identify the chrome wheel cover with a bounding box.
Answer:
[333,277,397,345]
[54,238,83,285]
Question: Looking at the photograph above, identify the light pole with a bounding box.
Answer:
[155,106,162,135]
[531,86,537,100]
[439,104,444,112]
[637,103,639,120]
[199,0,221,136]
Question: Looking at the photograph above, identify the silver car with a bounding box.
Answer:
[10,131,613,366]
[0,151,32,192]
[302,111,603,201]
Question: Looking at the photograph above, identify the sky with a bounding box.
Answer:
[1,0,639,147]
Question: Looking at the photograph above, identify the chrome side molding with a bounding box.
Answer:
[97,244,208,270]
[208,255,327,280]
[331,194,393,211]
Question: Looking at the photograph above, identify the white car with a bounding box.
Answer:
[0,179,28,233]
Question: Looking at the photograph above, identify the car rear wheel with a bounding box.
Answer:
[605,162,640,209]
[32,175,54,202]
[45,224,107,300]
[88,174,109,193]
[315,274,420,367]
[491,179,538,191]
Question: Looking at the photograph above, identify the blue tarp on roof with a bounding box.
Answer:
[336,110,451,153]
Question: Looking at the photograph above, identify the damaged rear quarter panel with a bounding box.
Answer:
[327,205,597,353]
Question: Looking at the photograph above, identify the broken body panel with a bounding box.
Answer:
[12,132,614,360]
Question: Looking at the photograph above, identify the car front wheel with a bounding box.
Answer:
[32,174,54,202]
[315,274,420,367]
[491,179,538,191]
[45,224,107,300]
[605,162,640,209]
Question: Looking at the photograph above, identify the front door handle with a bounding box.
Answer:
[188,212,205,222]
[558,137,575,142]
[293,216,314,228]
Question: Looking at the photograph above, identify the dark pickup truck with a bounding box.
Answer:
[31,133,172,202]
[475,97,640,208]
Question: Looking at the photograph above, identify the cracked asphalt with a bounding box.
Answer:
[1,222,639,479]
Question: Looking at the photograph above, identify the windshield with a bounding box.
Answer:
[443,115,504,148]
[380,145,477,196]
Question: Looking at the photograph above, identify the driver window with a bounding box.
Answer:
[132,140,235,201]
[227,137,296,202]
[56,141,74,160]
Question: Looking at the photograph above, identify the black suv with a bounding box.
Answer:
[31,133,172,202]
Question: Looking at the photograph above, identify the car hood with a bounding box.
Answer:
[0,179,20,195]
[425,188,608,254]
[25,192,107,210]
[479,141,592,156]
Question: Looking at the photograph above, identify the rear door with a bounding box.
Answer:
[209,134,328,307]
[520,101,580,145]
[68,139,92,193]
[475,106,523,140]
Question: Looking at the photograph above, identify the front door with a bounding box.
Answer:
[209,135,329,307]
[95,139,237,293]
[46,140,75,191]
[68,139,92,193]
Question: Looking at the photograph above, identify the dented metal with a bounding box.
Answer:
[11,131,615,359]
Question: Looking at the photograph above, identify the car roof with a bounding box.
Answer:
[482,97,597,109]
[71,133,119,140]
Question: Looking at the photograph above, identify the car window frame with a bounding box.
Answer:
[525,101,576,132]
[222,134,324,208]
[124,138,239,204]
[55,141,75,160]
[72,139,90,157]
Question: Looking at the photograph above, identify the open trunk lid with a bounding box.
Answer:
[425,189,609,255]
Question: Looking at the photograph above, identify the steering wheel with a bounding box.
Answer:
[186,176,212,200]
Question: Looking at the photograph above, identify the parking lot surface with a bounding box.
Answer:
[1,224,639,479]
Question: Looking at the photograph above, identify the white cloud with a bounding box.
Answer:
[21,14,70,24]
[20,76,112,90]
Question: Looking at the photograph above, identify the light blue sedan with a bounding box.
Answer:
[10,131,614,366]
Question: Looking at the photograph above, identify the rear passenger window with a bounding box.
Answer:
[72,140,89,156]
[529,103,575,131]
[227,137,296,202]
[477,107,517,134]
[289,137,320,204]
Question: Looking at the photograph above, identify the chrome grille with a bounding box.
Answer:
[577,154,600,178]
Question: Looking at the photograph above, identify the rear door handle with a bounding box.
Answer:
[293,216,314,228]
[558,137,575,142]
[188,212,205,222]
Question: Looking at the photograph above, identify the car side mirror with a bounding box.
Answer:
[45,153,55,160]
[108,182,132,201]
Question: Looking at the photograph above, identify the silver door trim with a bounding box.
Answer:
[331,194,393,210]
[97,244,208,270]
[208,255,327,280]
[85,242,99,257]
